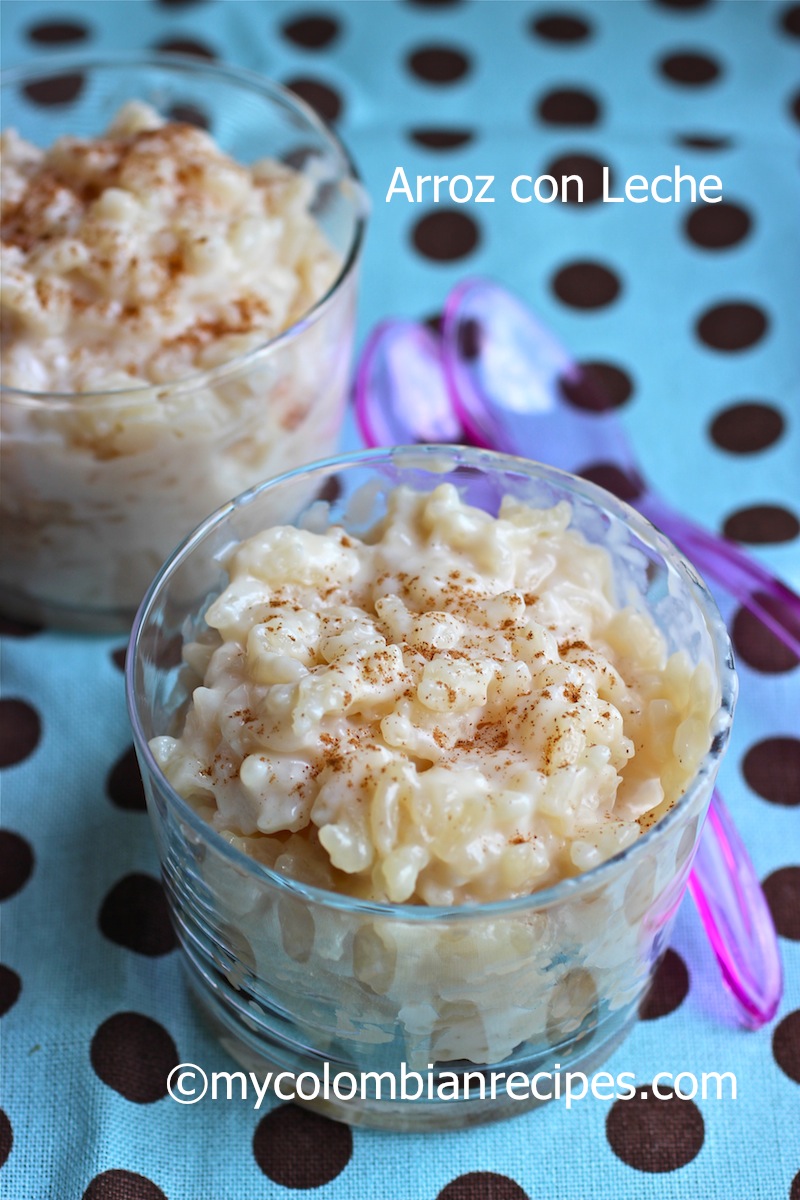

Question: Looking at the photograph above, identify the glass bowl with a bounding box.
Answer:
[127,445,736,1130]
[0,53,366,632]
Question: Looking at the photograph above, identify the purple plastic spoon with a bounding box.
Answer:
[688,791,783,1029]
[354,313,783,1030]
[442,278,800,662]
[355,320,462,446]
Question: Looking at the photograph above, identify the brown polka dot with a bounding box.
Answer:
[253,1104,352,1188]
[424,312,444,336]
[792,1170,800,1200]
[83,1170,167,1200]
[153,36,216,59]
[450,311,480,351]
[723,505,799,545]
[580,463,644,502]
[696,302,769,351]
[676,133,733,149]
[709,402,785,453]
[731,597,800,674]
[316,475,343,506]
[99,874,177,957]
[0,615,43,637]
[437,1173,529,1200]
[791,90,800,124]
[457,317,482,361]
[280,145,317,172]
[410,128,474,149]
[407,46,470,84]
[90,1012,178,1104]
[782,4,800,35]
[111,645,127,672]
[686,202,752,249]
[0,965,21,1018]
[166,102,211,130]
[0,1109,11,1170]
[606,1085,704,1171]
[139,628,184,672]
[285,77,343,122]
[552,261,621,309]
[640,949,690,1019]
[106,745,146,812]
[412,210,480,261]
[773,1009,800,1084]
[544,154,609,204]
[531,14,592,42]
[660,51,721,84]
[0,831,34,902]
[27,19,89,44]
[23,72,85,107]
[762,867,800,940]
[561,361,634,411]
[283,14,341,49]
[537,88,601,126]
[0,699,41,768]
[743,737,800,806]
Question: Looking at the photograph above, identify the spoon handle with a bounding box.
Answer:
[633,497,787,1026]
[689,791,783,1029]
[636,492,800,662]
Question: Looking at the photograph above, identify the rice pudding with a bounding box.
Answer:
[151,483,717,906]
[0,96,360,626]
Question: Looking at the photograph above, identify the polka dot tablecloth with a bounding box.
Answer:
[1,1,799,1197]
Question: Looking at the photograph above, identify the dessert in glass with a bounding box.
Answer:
[127,445,736,1130]
[1,54,366,630]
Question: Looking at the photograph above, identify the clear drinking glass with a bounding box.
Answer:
[127,446,736,1131]
[0,54,366,631]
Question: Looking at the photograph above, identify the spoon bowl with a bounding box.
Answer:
[442,277,641,482]
[355,320,462,447]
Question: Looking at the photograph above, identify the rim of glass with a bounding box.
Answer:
[0,51,367,407]
[127,444,737,922]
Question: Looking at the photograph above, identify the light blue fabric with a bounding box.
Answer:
[2,3,798,1197]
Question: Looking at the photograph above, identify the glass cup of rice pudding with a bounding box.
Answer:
[0,54,366,631]
[127,445,736,1130]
